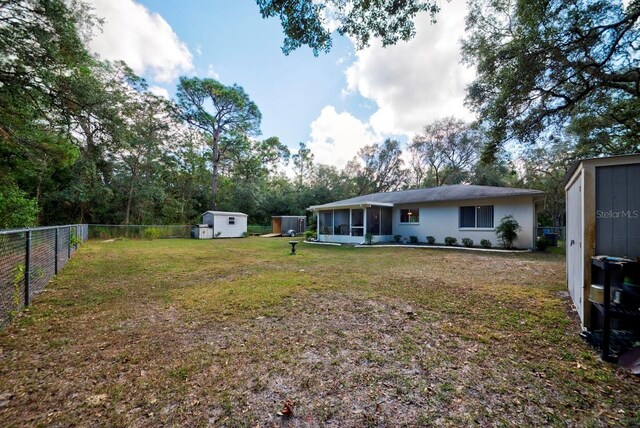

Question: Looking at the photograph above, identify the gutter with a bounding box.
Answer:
[308,201,395,211]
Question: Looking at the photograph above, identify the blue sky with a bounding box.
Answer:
[86,0,473,168]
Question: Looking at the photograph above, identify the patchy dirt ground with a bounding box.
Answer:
[0,238,638,427]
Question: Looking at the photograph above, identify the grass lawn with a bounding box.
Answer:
[0,238,638,426]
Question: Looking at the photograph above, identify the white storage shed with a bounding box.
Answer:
[564,154,640,328]
[202,211,248,238]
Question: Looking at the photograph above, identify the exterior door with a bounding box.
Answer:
[566,175,584,325]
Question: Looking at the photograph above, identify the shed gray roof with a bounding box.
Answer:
[203,210,248,217]
[562,153,640,187]
[309,184,545,210]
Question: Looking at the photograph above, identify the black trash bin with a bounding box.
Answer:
[543,233,558,247]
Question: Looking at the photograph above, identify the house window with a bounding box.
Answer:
[459,205,494,228]
[228,217,235,225]
[400,208,419,223]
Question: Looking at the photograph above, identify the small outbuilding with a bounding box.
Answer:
[192,224,214,239]
[272,216,306,236]
[564,154,640,329]
[202,211,248,238]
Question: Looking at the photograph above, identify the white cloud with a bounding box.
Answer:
[148,85,170,99]
[86,0,193,83]
[344,0,475,136]
[206,64,220,79]
[306,106,377,168]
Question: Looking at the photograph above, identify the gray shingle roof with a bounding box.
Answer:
[309,184,545,210]
[203,211,248,217]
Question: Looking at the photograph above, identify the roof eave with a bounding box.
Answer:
[308,201,394,211]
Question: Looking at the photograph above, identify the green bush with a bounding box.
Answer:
[496,215,521,249]
[444,236,457,246]
[536,236,550,251]
[142,227,162,240]
[304,230,317,241]
[480,239,492,248]
[393,234,402,243]
[409,236,418,244]
[462,237,473,247]
[364,232,374,245]
[69,235,81,247]
[0,184,39,229]
[426,236,435,245]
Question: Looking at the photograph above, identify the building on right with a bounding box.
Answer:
[564,154,640,348]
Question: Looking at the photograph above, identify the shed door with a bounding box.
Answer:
[273,218,282,234]
[566,177,583,324]
[596,164,640,258]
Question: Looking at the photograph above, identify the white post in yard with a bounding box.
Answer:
[317,211,320,239]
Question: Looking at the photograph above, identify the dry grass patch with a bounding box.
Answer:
[0,238,638,427]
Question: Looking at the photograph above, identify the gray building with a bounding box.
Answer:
[564,154,640,328]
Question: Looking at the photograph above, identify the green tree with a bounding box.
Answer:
[256,0,440,54]
[115,93,173,224]
[0,184,39,228]
[291,142,314,188]
[176,77,262,210]
[59,61,143,224]
[462,0,640,161]
[345,138,406,195]
[520,137,577,227]
[0,0,98,225]
[407,118,481,187]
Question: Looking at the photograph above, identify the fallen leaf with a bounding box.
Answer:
[277,399,295,417]
[86,394,108,407]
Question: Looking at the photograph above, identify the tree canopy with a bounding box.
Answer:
[462,0,640,162]
[4,0,637,231]
[256,0,440,54]
[176,77,262,210]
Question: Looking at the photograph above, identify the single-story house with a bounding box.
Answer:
[202,211,248,238]
[308,184,546,249]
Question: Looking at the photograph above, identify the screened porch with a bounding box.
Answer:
[316,205,393,243]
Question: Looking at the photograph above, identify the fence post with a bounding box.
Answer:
[67,226,71,259]
[25,230,31,307]
[55,227,59,275]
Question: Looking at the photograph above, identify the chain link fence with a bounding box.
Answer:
[89,224,191,239]
[247,225,272,235]
[0,225,88,326]
[537,226,566,248]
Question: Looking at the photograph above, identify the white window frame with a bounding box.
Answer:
[458,205,494,230]
[399,208,420,224]
[228,216,235,225]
